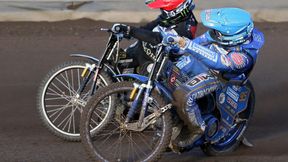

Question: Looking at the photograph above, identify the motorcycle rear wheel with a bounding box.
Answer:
[201,81,255,156]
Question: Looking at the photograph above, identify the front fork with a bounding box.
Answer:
[125,83,149,125]
[79,63,101,96]
[125,81,158,127]
[138,81,153,127]
[125,83,143,123]
[79,63,95,94]
[124,82,152,124]
[125,82,173,131]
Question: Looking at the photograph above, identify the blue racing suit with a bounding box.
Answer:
[171,28,264,135]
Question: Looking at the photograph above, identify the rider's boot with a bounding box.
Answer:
[176,105,206,148]
[172,90,206,149]
[168,122,183,153]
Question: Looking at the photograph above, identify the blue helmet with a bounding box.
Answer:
[200,8,254,46]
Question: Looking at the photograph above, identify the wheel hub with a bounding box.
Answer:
[70,94,87,107]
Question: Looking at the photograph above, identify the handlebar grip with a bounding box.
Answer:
[167,37,175,43]
[100,28,112,32]
[114,26,121,33]
[167,36,181,44]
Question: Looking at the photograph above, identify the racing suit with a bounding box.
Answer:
[125,13,197,74]
[169,28,265,147]
[126,22,264,147]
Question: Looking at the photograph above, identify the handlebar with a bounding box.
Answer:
[100,28,112,32]
[100,27,128,40]
[100,27,122,34]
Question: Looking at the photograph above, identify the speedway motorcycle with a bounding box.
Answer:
[80,28,255,161]
[37,27,139,141]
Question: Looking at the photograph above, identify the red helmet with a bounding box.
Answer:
[145,0,185,11]
[146,0,195,26]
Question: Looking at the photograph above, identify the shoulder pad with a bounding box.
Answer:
[193,31,214,45]
[242,28,265,50]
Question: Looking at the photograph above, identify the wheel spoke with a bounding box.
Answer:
[46,104,70,108]
[98,127,120,148]
[47,86,71,102]
[46,104,70,113]
[47,103,72,118]
[81,91,91,101]
[90,118,99,127]
[64,71,72,97]
[94,106,108,115]
[77,68,81,92]
[126,132,148,157]
[67,108,75,133]
[82,84,169,161]
[93,110,104,121]
[57,108,75,129]
[129,132,142,160]
[94,126,120,137]
[55,74,76,96]
[50,82,69,97]
[136,132,154,151]
[45,96,68,101]
[52,103,72,123]
[40,63,114,139]
[70,68,75,94]
[72,108,76,134]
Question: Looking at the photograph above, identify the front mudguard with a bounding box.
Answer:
[70,54,120,81]
[70,54,100,64]
[114,74,173,101]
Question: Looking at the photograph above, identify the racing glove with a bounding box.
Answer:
[162,33,186,47]
[162,33,187,54]
[111,23,130,35]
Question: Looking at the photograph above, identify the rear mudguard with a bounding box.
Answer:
[114,74,173,101]
[71,54,120,81]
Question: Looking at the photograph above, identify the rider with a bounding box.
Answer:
[162,8,265,148]
[113,8,264,149]
[115,0,198,74]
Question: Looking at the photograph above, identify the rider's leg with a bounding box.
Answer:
[125,41,154,75]
[172,73,220,147]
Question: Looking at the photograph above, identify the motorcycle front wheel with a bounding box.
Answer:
[80,81,172,162]
[37,60,112,141]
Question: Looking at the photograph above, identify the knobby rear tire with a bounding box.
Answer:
[201,81,255,156]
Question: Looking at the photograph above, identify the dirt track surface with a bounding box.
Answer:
[0,19,287,162]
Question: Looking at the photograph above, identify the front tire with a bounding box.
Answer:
[81,81,172,162]
[37,60,112,141]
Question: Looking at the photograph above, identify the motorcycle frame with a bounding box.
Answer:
[70,31,124,96]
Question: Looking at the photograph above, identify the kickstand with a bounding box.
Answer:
[241,136,254,147]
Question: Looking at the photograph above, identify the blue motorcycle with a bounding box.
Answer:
[80,28,255,161]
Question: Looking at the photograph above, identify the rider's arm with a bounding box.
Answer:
[139,17,161,30]
[192,31,213,45]
[124,17,162,45]
[182,40,254,73]
[129,26,162,45]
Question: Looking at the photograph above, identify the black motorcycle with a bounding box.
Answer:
[37,27,143,141]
